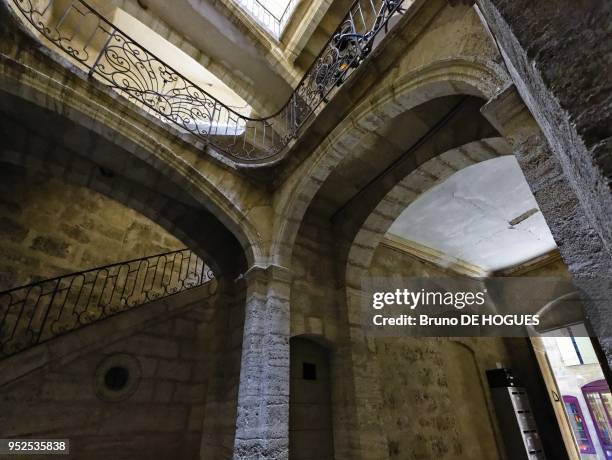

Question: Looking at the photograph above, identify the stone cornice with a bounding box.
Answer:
[480,83,537,142]
[382,234,563,278]
[382,234,487,277]
[242,263,292,284]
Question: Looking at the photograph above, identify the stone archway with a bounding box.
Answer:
[0,40,267,270]
[284,90,507,459]
[273,58,508,271]
[0,87,252,278]
[0,84,254,460]
[343,140,510,289]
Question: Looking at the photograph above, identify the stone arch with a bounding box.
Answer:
[344,140,511,288]
[273,58,509,270]
[287,94,509,352]
[0,90,250,278]
[0,154,240,279]
[285,90,510,460]
[0,110,247,455]
[0,47,265,269]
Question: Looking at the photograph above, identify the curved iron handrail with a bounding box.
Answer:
[0,248,214,358]
[7,0,406,162]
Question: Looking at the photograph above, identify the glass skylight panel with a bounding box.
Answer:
[233,0,299,37]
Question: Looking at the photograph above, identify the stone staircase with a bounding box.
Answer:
[0,248,214,358]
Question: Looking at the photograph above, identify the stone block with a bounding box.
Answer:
[305,316,323,335]
[173,318,197,337]
[188,403,206,432]
[130,379,155,402]
[125,335,180,359]
[59,223,90,244]
[137,356,158,377]
[153,380,176,403]
[29,235,71,258]
[173,382,207,404]
[156,359,192,382]
[0,216,28,243]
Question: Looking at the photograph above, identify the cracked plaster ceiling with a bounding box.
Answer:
[387,156,557,273]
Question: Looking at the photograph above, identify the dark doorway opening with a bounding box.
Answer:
[290,337,334,460]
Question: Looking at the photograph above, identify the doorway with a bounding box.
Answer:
[532,325,612,460]
[289,336,334,460]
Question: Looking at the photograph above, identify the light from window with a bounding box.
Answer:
[556,324,598,366]
[233,0,299,37]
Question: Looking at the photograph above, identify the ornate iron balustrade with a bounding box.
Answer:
[7,0,406,162]
[0,248,213,358]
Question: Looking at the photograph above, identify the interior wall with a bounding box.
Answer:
[290,212,340,342]
[201,284,246,459]
[290,336,334,460]
[0,165,183,290]
[369,243,505,460]
[368,242,570,460]
[0,296,215,460]
[441,340,500,458]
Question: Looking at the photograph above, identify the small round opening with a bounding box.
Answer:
[104,366,129,391]
[99,166,115,178]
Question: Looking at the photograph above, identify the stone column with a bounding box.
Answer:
[475,0,612,259]
[233,264,291,460]
[482,85,612,371]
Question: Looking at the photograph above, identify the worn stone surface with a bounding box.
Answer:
[477,0,612,258]
[0,164,182,290]
[0,0,610,459]
[481,84,612,370]
[0,292,217,460]
[233,265,291,460]
[368,243,571,460]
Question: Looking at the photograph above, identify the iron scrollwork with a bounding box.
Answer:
[0,248,214,357]
[8,0,406,161]
[310,0,406,102]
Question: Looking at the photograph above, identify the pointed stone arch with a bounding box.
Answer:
[0,41,267,271]
[273,58,509,271]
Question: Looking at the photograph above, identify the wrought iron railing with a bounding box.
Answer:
[0,248,213,358]
[7,0,407,162]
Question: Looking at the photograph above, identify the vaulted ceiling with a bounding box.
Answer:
[388,156,557,273]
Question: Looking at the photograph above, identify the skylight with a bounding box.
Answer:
[234,0,299,38]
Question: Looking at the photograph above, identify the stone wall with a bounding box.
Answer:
[368,242,570,460]
[289,337,334,460]
[287,206,568,459]
[370,244,505,459]
[477,0,612,263]
[0,290,216,460]
[0,164,183,290]
[290,212,340,343]
[201,285,245,459]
